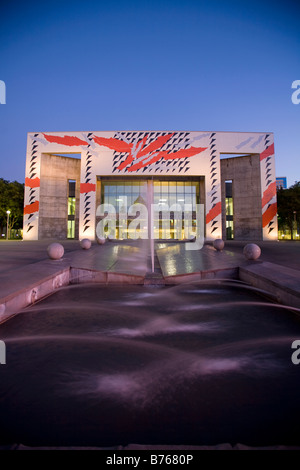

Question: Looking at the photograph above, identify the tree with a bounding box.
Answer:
[0,178,24,237]
[277,181,300,240]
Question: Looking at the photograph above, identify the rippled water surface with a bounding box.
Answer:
[0,281,300,447]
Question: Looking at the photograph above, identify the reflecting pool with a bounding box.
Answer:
[0,281,300,447]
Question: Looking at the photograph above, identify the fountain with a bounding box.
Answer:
[0,280,300,448]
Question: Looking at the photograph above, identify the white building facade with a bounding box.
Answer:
[23,130,278,242]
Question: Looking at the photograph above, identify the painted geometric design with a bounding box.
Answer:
[23,130,278,242]
[43,133,88,147]
[206,132,221,234]
[81,133,94,233]
[94,131,207,174]
[261,135,277,234]
[24,134,40,233]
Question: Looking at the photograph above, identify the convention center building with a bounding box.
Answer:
[23,130,277,242]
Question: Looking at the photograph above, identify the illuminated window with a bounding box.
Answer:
[225,180,234,239]
[100,179,200,240]
[67,180,76,239]
[153,180,199,239]
[101,180,147,239]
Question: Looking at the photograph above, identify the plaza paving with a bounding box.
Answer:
[0,238,299,322]
[0,239,299,275]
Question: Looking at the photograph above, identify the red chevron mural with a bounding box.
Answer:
[80,183,96,193]
[93,133,207,172]
[260,143,274,161]
[262,202,277,228]
[206,201,222,224]
[43,134,87,147]
[262,181,276,208]
[24,201,39,215]
[25,177,40,188]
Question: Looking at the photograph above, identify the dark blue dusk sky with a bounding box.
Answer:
[0,0,299,186]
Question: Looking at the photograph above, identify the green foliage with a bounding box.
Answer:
[277,181,300,239]
[0,178,24,230]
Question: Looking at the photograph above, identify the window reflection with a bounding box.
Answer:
[67,180,76,239]
[100,179,200,240]
[225,180,234,239]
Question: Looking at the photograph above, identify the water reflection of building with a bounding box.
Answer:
[23,131,278,242]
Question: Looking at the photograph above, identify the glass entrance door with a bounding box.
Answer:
[153,180,199,239]
[99,178,200,240]
[100,180,147,239]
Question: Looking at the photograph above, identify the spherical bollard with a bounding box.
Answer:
[243,243,261,260]
[47,242,64,260]
[96,236,106,245]
[80,238,92,250]
[213,239,225,251]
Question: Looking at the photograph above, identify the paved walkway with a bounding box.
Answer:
[220,240,300,272]
[1,239,299,276]
[0,239,300,320]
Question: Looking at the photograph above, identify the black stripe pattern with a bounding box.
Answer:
[83,133,94,233]
[26,133,40,233]
[208,132,219,235]
[112,131,192,174]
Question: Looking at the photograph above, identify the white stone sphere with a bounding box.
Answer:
[97,236,106,245]
[213,239,225,251]
[243,243,261,260]
[47,243,64,260]
[80,238,92,250]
